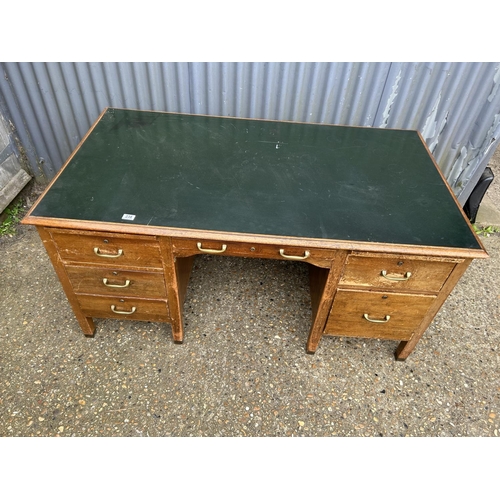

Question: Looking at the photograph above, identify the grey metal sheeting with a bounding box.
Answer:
[1,62,499,203]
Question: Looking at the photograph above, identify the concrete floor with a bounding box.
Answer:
[1,153,500,438]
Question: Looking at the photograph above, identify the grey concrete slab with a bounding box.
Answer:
[476,145,500,228]
[476,199,500,227]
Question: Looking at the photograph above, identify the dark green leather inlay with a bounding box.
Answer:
[32,108,481,249]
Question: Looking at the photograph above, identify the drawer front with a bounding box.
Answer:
[172,238,336,264]
[65,265,167,298]
[324,289,436,340]
[77,295,170,322]
[340,254,456,292]
[51,230,163,268]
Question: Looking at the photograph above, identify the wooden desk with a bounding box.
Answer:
[22,108,488,360]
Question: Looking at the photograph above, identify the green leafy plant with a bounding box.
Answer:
[472,223,500,237]
[0,200,25,237]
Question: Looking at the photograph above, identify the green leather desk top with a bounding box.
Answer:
[30,108,482,250]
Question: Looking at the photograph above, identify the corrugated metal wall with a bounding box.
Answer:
[1,62,499,204]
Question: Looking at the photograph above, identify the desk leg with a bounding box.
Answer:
[173,255,194,343]
[395,258,472,361]
[36,226,95,336]
[306,251,348,354]
[159,237,193,344]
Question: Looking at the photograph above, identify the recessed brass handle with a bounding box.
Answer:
[197,242,227,254]
[381,270,411,281]
[94,247,123,258]
[103,278,131,288]
[279,249,310,260]
[111,305,136,315]
[363,313,390,323]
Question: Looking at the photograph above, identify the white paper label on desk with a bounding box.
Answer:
[122,214,136,221]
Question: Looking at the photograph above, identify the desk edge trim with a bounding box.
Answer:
[21,215,489,260]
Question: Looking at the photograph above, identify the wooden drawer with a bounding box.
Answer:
[339,253,457,292]
[65,265,167,298]
[77,294,170,322]
[50,229,163,269]
[324,289,436,341]
[172,238,336,265]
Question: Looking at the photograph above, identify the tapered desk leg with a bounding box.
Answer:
[73,315,95,336]
[159,237,194,344]
[173,255,194,343]
[306,251,348,354]
[36,226,96,336]
[395,259,472,361]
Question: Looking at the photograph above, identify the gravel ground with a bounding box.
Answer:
[1,175,499,439]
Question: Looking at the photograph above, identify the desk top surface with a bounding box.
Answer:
[29,108,482,251]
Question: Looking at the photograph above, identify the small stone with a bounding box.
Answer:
[38,417,45,422]
[489,413,496,419]
[58,426,64,432]
[79,400,86,405]
[34,381,41,385]
[298,421,305,427]
[373,417,379,422]
[23,321,27,325]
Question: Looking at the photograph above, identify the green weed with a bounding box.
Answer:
[472,223,500,237]
[0,200,25,237]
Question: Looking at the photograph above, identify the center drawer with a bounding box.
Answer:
[324,289,436,340]
[65,265,167,298]
[50,229,163,269]
[172,237,336,265]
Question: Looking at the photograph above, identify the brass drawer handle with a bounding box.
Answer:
[197,242,227,254]
[381,270,412,281]
[103,278,131,288]
[363,313,390,323]
[94,247,123,258]
[111,305,136,315]
[279,249,310,260]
